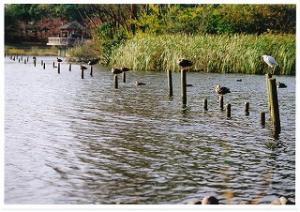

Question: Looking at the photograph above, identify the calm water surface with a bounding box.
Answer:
[5,57,295,204]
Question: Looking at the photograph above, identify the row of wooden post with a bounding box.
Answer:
[165,69,275,129]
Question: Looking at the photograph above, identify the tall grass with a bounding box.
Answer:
[5,46,57,56]
[110,33,295,75]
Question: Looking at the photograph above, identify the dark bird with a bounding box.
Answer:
[215,85,231,95]
[57,58,63,63]
[32,56,36,60]
[121,67,130,72]
[201,196,219,205]
[186,84,193,87]
[277,82,287,88]
[111,68,123,75]
[135,81,146,86]
[236,79,242,82]
[177,58,193,69]
[88,58,100,66]
[80,65,87,70]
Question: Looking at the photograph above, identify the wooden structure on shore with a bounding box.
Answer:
[47,21,86,56]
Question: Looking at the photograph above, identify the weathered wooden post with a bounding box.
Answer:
[18,58,21,63]
[69,64,72,71]
[53,62,55,68]
[265,73,272,115]
[27,56,29,62]
[167,69,173,97]
[114,75,118,89]
[122,71,126,83]
[24,59,26,64]
[90,66,93,77]
[41,60,43,66]
[43,62,45,70]
[245,102,250,116]
[219,96,224,110]
[204,98,208,111]
[226,104,231,118]
[80,65,87,79]
[268,78,281,135]
[33,59,36,67]
[181,68,187,107]
[58,63,60,74]
[260,112,266,127]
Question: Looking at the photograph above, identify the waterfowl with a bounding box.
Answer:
[262,55,278,68]
[262,55,278,74]
[57,57,63,63]
[135,81,146,86]
[186,84,193,87]
[201,196,219,205]
[277,82,287,88]
[177,58,193,69]
[111,68,123,75]
[237,79,242,82]
[121,67,130,72]
[80,65,87,70]
[32,56,36,60]
[88,58,100,66]
[215,85,231,95]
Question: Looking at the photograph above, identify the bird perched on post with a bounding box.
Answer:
[121,67,130,72]
[177,58,193,70]
[57,57,63,63]
[262,55,278,74]
[111,68,123,75]
[88,58,100,66]
[215,85,231,95]
[80,65,87,70]
[33,56,36,60]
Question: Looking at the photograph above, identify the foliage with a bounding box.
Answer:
[110,33,295,75]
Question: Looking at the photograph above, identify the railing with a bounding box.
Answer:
[47,37,81,46]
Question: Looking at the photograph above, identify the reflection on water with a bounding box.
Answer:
[5,57,295,204]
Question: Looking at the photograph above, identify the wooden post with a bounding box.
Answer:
[53,62,55,68]
[204,98,208,111]
[43,63,45,70]
[219,95,224,110]
[69,64,72,71]
[260,112,265,127]
[114,75,118,89]
[81,68,84,79]
[245,102,250,116]
[181,68,187,107]
[24,59,26,64]
[41,60,43,66]
[33,60,36,67]
[265,73,272,116]
[58,63,60,74]
[226,104,231,118]
[90,66,93,77]
[268,78,281,135]
[18,58,20,63]
[122,71,126,83]
[167,69,173,97]
[27,56,29,62]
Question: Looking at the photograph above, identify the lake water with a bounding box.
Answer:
[5,56,295,204]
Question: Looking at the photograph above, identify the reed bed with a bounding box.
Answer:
[5,46,57,56]
[110,34,295,75]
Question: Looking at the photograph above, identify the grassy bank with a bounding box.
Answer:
[110,34,295,75]
[5,45,58,56]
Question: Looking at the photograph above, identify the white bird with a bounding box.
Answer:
[262,55,278,68]
[262,55,278,74]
